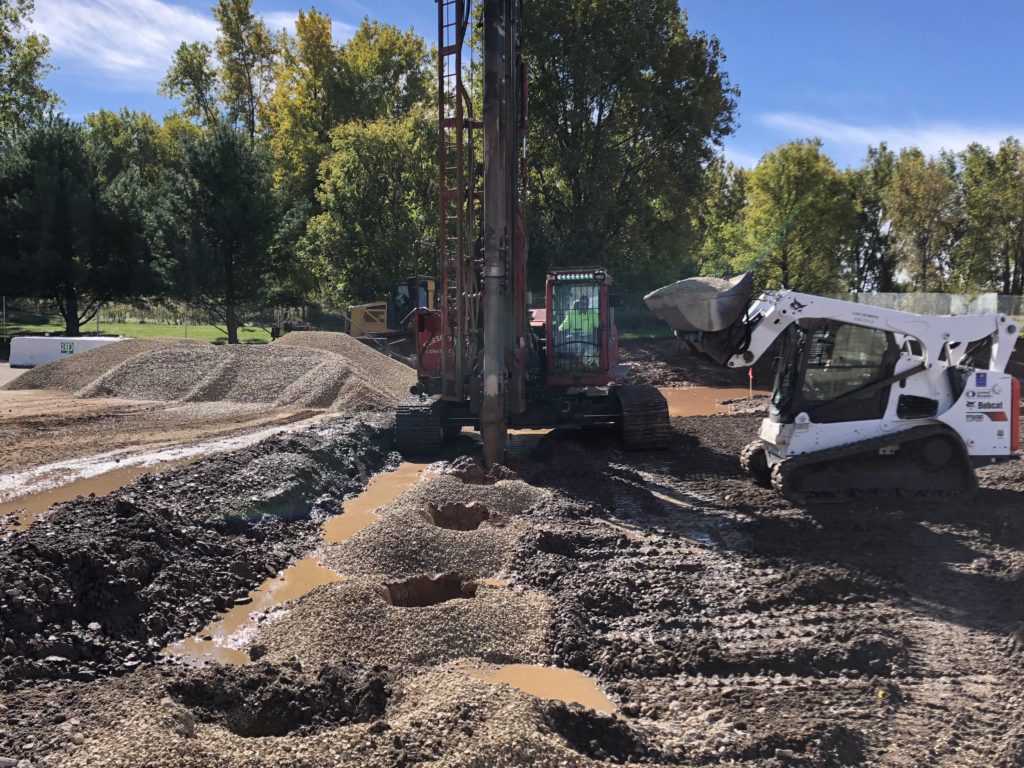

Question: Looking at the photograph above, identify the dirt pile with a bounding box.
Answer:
[0,416,391,687]
[5,333,415,413]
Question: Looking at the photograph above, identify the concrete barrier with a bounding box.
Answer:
[10,336,123,368]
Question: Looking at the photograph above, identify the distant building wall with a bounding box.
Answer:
[836,293,1024,316]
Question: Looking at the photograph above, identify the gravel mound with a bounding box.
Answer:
[255,579,551,670]
[0,417,391,686]
[6,334,416,412]
[325,475,549,580]
[3,338,205,393]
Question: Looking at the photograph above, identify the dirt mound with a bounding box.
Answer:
[3,338,206,393]
[0,417,391,686]
[7,334,415,412]
[167,661,389,737]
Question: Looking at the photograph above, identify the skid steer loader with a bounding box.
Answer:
[645,275,1021,503]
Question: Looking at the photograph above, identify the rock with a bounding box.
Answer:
[86,622,101,632]
[775,748,795,759]
[0,758,17,768]
[71,733,84,746]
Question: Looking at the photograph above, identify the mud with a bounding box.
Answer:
[0,416,391,687]
[2,391,1024,765]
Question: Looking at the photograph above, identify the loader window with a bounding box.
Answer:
[551,281,602,373]
[800,322,896,421]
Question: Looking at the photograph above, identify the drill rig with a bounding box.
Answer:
[646,275,1022,503]
[395,0,669,463]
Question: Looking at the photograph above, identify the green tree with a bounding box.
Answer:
[957,139,1024,294]
[525,0,735,290]
[85,109,168,185]
[693,158,747,278]
[342,19,431,122]
[0,118,154,334]
[0,0,59,139]
[213,0,274,141]
[302,113,436,304]
[885,148,960,291]
[735,140,854,293]
[842,143,897,291]
[171,124,279,343]
[159,41,220,125]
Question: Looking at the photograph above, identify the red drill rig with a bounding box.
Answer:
[395,0,669,464]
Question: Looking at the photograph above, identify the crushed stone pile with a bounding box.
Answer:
[254,580,551,671]
[4,338,206,393]
[325,474,549,580]
[4,332,416,412]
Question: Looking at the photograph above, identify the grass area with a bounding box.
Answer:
[1,320,271,344]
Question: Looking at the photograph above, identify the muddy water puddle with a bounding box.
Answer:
[165,557,343,666]
[464,663,617,714]
[324,462,429,543]
[167,462,429,665]
[0,460,186,534]
[659,386,765,417]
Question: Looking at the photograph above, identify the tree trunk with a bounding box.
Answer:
[63,284,81,336]
[225,253,239,344]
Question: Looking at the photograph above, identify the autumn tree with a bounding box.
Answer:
[265,9,346,204]
[693,158,747,278]
[213,0,274,141]
[342,19,432,122]
[885,148,960,291]
[159,42,220,125]
[735,140,854,293]
[302,113,436,304]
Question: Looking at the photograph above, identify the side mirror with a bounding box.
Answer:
[609,292,623,309]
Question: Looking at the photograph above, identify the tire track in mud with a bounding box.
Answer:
[509,415,1024,766]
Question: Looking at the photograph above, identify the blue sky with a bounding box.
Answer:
[32,0,1024,168]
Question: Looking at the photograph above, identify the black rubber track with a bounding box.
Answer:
[616,384,670,451]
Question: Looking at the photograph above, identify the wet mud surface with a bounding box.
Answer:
[0,416,391,688]
[2,401,1024,765]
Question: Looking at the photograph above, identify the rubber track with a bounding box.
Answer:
[616,384,670,450]
[770,423,978,505]
[395,395,443,456]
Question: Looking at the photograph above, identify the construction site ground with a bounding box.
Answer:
[1,338,1023,767]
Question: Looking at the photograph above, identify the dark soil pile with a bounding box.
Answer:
[167,660,390,737]
[0,416,392,687]
[620,337,752,387]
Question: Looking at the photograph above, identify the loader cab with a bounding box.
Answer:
[772,319,899,424]
[544,269,619,386]
[387,277,437,328]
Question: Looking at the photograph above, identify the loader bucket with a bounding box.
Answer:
[643,273,753,333]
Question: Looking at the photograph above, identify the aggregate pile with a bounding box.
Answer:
[5,332,415,413]
[0,416,392,687]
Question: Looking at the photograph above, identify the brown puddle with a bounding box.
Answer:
[323,462,428,543]
[0,460,185,533]
[466,663,617,715]
[165,557,343,666]
[659,386,766,417]
[166,462,429,664]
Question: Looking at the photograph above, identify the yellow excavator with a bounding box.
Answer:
[345,276,438,360]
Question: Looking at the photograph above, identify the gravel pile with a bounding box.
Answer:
[5,333,416,412]
[324,475,549,580]
[4,339,206,393]
[253,579,551,671]
[0,416,392,686]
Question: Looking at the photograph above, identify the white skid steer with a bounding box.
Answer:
[645,275,1021,504]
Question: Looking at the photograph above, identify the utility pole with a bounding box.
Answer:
[480,0,510,467]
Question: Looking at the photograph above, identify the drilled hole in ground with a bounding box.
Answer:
[422,501,491,531]
[384,574,478,607]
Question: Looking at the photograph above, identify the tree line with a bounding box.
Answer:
[3,0,1018,342]
[694,138,1024,296]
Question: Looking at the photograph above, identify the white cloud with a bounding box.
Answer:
[32,0,217,82]
[758,112,1024,160]
[31,0,356,89]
